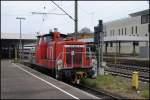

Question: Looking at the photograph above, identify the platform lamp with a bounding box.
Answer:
[16,17,26,62]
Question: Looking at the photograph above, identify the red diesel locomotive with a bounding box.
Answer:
[22,29,97,83]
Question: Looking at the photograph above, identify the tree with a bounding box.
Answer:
[79,27,93,33]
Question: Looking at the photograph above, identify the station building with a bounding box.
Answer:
[1,32,36,59]
[79,9,149,57]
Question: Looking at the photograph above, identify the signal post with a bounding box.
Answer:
[94,20,104,75]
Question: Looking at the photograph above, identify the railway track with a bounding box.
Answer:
[107,63,149,72]
[105,63,149,82]
[22,62,128,99]
[71,83,128,99]
[103,58,149,68]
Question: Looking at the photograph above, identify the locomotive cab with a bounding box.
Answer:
[33,29,97,82]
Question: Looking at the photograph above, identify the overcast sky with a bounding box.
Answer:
[1,1,149,36]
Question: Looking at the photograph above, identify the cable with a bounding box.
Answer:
[48,7,57,13]
[78,5,94,30]
[79,5,93,15]
[1,14,32,16]
[51,1,75,21]
[31,12,66,15]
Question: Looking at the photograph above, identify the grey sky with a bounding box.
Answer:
[1,1,149,36]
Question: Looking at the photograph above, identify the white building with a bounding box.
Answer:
[103,9,149,55]
[79,9,149,56]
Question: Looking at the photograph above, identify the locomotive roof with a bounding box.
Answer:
[37,32,68,38]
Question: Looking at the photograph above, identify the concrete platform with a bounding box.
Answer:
[1,60,99,99]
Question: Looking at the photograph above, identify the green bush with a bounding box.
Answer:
[81,74,150,99]
[140,84,149,98]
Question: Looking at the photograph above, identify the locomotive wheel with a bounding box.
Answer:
[71,74,78,84]
[72,72,86,84]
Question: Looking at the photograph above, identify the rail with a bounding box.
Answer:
[71,83,128,99]
[106,63,149,82]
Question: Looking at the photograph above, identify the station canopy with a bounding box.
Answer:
[1,32,36,40]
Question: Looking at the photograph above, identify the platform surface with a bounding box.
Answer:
[1,60,99,99]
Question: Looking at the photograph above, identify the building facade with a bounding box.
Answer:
[79,9,149,57]
[1,32,36,59]
[103,9,149,55]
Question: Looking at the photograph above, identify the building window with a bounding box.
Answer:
[141,14,149,24]
[118,29,120,35]
[133,42,139,46]
[122,28,123,35]
[131,26,134,35]
[110,42,113,47]
[113,30,115,36]
[148,24,150,33]
[106,42,108,47]
[145,34,148,36]
[125,28,126,35]
[114,30,115,35]
[110,30,112,36]
[135,26,137,34]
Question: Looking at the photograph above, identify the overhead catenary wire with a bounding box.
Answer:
[31,12,66,15]
[51,1,75,21]
[51,0,78,38]
[2,1,76,35]
[78,5,94,32]
[47,7,58,13]
[2,14,33,16]
[78,5,93,15]
[29,2,69,34]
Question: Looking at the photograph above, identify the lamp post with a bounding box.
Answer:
[16,17,26,62]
